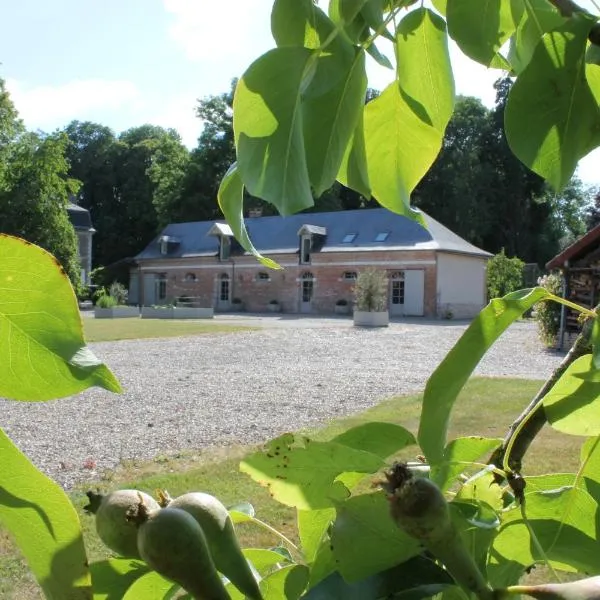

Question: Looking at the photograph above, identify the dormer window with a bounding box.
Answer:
[300,236,311,264]
[220,237,231,261]
[158,235,180,255]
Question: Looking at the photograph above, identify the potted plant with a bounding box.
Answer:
[334,299,350,315]
[267,299,281,313]
[94,284,139,318]
[353,269,389,327]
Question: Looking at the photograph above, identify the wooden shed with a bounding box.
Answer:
[546,225,600,345]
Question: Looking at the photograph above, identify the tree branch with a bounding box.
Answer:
[490,318,593,476]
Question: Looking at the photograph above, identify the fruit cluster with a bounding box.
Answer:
[85,489,262,600]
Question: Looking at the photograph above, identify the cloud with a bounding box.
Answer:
[150,93,203,148]
[163,0,272,63]
[5,78,141,131]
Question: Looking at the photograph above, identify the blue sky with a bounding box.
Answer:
[2,0,599,186]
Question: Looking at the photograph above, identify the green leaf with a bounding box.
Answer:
[418,287,549,465]
[433,437,503,491]
[298,507,335,563]
[491,486,600,575]
[329,0,370,44]
[307,538,337,589]
[302,555,454,599]
[331,491,421,582]
[122,571,179,599]
[336,109,371,198]
[233,47,315,215]
[361,0,394,41]
[331,422,415,459]
[261,564,309,599]
[505,15,600,191]
[0,427,91,599]
[240,434,383,509]
[363,7,453,220]
[243,548,292,576]
[543,354,600,436]
[272,0,327,49]
[217,163,281,270]
[446,0,519,67]
[303,48,368,196]
[431,0,447,15]
[90,559,149,600]
[0,235,121,401]
[507,0,565,74]
[365,41,394,69]
[592,317,600,369]
[396,8,455,132]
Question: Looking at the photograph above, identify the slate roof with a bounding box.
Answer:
[134,208,491,261]
[67,203,94,230]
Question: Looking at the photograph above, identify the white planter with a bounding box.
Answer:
[141,307,213,319]
[353,311,389,327]
[94,306,140,319]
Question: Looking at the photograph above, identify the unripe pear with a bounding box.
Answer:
[503,577,600,600]
[163,491,262,600]
[133,505,231,600]
[84,489,159,558]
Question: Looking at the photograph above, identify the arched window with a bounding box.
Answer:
[184,273,197,282]
[219,273,230,302]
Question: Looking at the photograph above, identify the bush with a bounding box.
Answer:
[108,281,128,306]
[535,272,563,346]
[96,294,117,308]
[354,269,387,312]
[487,249,524,299]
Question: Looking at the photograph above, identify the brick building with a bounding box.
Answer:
[129,208,491,318]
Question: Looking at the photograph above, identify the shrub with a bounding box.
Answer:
[487,249,524,299]
[354,269,387,312]
[96,294,117,308]
[108,281,128,306]
[535,272,563,346]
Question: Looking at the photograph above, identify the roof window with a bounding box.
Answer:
[342,233,357,243]
[374,232,389,242]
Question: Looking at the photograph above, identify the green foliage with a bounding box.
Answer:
[486,249,525,299]
[108,281,128,305]
[95,293,117,308]
[535,272,563,346]
[353,268,387,312]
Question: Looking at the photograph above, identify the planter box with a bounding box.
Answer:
[94,306,140,319]
[353,310,389,327]
[141,307,214,319]
[267,303,281,313]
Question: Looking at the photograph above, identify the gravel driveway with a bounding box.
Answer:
[0,316,564,489]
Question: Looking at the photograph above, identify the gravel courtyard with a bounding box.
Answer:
[0,316,564,489]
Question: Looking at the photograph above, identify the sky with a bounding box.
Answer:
[1,0,599,186]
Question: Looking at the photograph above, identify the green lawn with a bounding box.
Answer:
[0,377,586,599]
[82,317,255,342]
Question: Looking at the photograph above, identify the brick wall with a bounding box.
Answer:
[133,249,440,316]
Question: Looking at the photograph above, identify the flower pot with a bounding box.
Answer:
[353,310,389,327]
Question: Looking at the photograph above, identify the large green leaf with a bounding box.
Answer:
[302,555,454,599]
[272,0,328,49]
[240,433,383,509]
[90,559,149,600]
[0,428,91,599]
[336,109,371,198]
[446,0,520,66]
[396,8,455,133]
[121,571,179,599]
[363,7,453,220]
[328,0,370,44]
[261,564,309,600]
[331,422,415,459]
[217,163,281,270]
[433,436,503,491]
[0,235,121,401]
[298,507,336,563]
[507,0,565,74]
[243,548,292,576]
[233,47,315,215]
[418,287,550,465]
[505,15,600,191]
[331,491,421,582]
[491,486,600,575]
[303,48,368,196]
[543,354,600,436]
